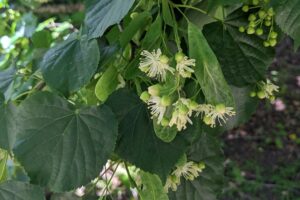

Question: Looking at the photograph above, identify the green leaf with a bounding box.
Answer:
[50,192,81,200]
[188,22,234,106]
[0,181,45,200]
[0,149,8,182]
[0,67,16,99]
[106,89,189,181]
[153,121,178,143]
[274,0,300,49]
[85,0,135,39]
[120,12,152,48]
[169,130,224,200]
[162,0,174,26]
[14,92,118,192]
[95,66,119,102]
[41,34,100,95]
[203,15,274,86]
[0,93,4,105]
[139,171,169,200]
[142,15,162,50]
[32,30,52,49]
[0,102,17,151]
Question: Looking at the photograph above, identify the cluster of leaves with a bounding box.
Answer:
[0,0,299,199]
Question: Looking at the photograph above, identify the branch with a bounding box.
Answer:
[33,3,84,14]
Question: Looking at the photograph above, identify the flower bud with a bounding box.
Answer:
[257,91,266,99]
[148,84,161,96]
[175,52,185,63]
[203,116,213,125]
[161,95,172,106]
[159,55,169,64]
[140,91,150,103]
[215,104,226,114]
[161,117,170,127]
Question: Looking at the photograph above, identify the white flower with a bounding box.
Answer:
[139,49,175,81]
[258,79,279,99]
[169,98,193,131]
[205,104,235,127]
[164,175,180,192]
[173,161,205,181]
[148,96,166,124]
[195,104,214,117]
[176,56,196,78]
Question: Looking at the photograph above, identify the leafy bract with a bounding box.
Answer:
[41,34,100,95]
[14,92,118,192]
[0,102,17,151]
[203,12,274,86]
[106,89,189,181]
[0,181,45,200]
[188,22,234,106]
[85,0,135,39]
[139,171,169,200]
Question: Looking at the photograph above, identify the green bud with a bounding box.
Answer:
[269,39,277,47]
[159,55,169,64]
[148,84,161,96]
[239,26,245,33]
[130,12,139,19]
[269,96,275,101]
[267,8,274,16]
[175,52,185,63]
[248,14,257,21]
[250,91,257,97]
[249,21,256,27]
[252,0,259,5]
[161,117,170,127]
[242,5,249,12]
[256,28,264,36]
[270,31,278,39]
[161,95,172,106]
[263,41,270,47]
[264,20,271,26]
[247,27,255,35]
[257,91,266,99]
[215,104,226,114]
[258,10,266,18]
[188,100,198,110]
[140,91,150,102]
[179,104,189,114]
[203,116,213,126]
[198,162,206,170]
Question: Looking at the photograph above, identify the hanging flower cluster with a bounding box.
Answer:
[250,79,279,101]
[164,157,206,192]
[139,49,236,130]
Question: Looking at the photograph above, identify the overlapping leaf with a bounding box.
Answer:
[14,92,118,192]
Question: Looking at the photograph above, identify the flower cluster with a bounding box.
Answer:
[250,79,279,101]
[139,49,236,130]
[239,0,278,47]
[164,160,206,192]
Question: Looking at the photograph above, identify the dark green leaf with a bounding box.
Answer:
[153,121,178,143]
[120,12,152,48]
[0,93,4,105]
[32,30,52,49]
[0,102,17,151]
[274,0,300,48]
[0,181,45,200]
[106,89,189,181]
[188,22,234,106]
[41,34,100,95]
[162,0,174,26]
[51,192,81,200]
[169,129,223,200]
[14,92,118,192]
[142,15,162,50]
[203,16,274,86]
[139,171,169,200]
[0,67,16,99]
[85,0,135,39]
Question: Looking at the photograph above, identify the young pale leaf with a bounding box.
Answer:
[0,102,17,151]
[274,0,300,48]
[139,171,169,200]
[14,92,118,192]
[203,15,274,86]
[106,89,189,181]
[120,12,152,48]
[85,0,135,39]
[41,34,100,95]
[0,181,45,200]
[95,66,119,102]
[169,129,224,200]
[188,22,234,106]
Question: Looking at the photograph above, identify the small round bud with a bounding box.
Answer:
[239,26,245,33]
[179,104,189,114]
[159,55,169,64]
[249,21,256,27]
[148,84,161,96]
[248,14,257,21]
[252,0,259,5]
[215,104,226,114]
[130,12,139,19]
[175,52,185,63]
[269,96,275,101]
[270,31,278,39]
[188,100,198,110]
[250,91,257,97]
[267,8,274,16]
[258,10,266,18]
[161,117,170,127]
[263,41,270,47]
[257,91,266,99]
[269,39,277,47]
[140,91,150,102]
[264,20,271,26]
[256,28,264,36]
[161,95,172,106]
[247,27,255,35]
[242,5,249,12]
[203,116,213,126]
[198,162,206,170]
